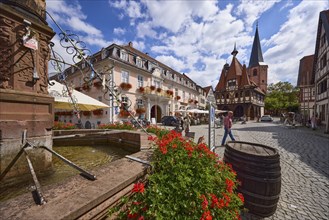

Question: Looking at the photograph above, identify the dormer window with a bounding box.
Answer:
[120,50,128,61]
[101,49,108,59]
[136,56,142,68]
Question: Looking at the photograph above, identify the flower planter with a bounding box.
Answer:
[156,88,162,93]
[175,96,181,100]
[120,83,132,91]
[150,86,156,91]
[138,87,145,93]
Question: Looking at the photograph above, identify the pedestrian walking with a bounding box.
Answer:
[184,115,191,134]
[311,113,317,130]
[221,111,235,146]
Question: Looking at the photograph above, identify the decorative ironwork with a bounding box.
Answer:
[45,10,147,132]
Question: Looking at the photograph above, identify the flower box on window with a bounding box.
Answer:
[166,90,173,96]
[93,109,103,115]
[150,85,156,91]
[194,100,198,104]
[82,111,91,116]
[120,82,132,90]
[188,99,194,103]
[138,87,145,93]
[175,95,181,100]
[156,88,162,93]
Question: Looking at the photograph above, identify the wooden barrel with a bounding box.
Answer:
[223,141,281,217]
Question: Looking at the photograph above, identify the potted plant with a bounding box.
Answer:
[138,87,145,93]
[175,95,181,100]
[150,85,156,91]
[156,88,162,93]
[194,100,198,104]
[189,99,194,103]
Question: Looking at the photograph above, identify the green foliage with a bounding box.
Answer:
[265,81,300,115]
[146,125,170,138]
[109,131,244,219]
[53,121,76,130]
[98,122,135,130]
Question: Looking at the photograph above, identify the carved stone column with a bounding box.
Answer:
[0,0,55,179]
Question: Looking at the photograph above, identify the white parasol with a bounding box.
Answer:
[48,80,109,111]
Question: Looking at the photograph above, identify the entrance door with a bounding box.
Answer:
[234,105,244,118]
[151,105,162,123]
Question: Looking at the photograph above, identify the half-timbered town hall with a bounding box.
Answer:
[214,26,267,120]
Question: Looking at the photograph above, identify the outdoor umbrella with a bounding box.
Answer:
[48,80,109,111]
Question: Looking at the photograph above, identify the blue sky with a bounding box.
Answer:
[46,0,329,88]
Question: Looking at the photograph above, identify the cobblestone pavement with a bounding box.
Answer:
[183,120,329,220]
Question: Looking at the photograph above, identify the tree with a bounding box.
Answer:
[265,82,299,115]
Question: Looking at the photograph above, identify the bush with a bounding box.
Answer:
[53,121,76,130]
[98,122,135,130]
[109,130,244,219]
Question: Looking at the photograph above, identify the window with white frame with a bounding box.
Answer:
[154,79,161,88]
[138,75,144,88]
[120,50,128,61]
[137,99,144,108]
[121,70,129,83]
[121,96,129,110]
[136,57,142,67]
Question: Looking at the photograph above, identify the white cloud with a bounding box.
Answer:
[113,27,126,35]
[136,22,157,38]
[264,0,329,85]
[236,0,281,30]
[155,55,186,71]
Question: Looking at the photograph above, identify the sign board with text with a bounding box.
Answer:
[208,104,215,151]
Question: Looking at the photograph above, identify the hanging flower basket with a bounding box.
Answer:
[119,109,130,117]
[93,109,103,115]
[138,87,145,93]
[175,95,181,100]
[156,88,162,93]
[194,100,198,104]
[120,83,132,90]
[136,107,146,114]
[82,83,90,91]
[150,85,156,91]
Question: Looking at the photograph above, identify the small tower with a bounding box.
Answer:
[247,23,268,93]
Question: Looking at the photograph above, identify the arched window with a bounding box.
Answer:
[253,69,257,76]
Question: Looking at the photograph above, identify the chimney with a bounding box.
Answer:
[128,41,133,47]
